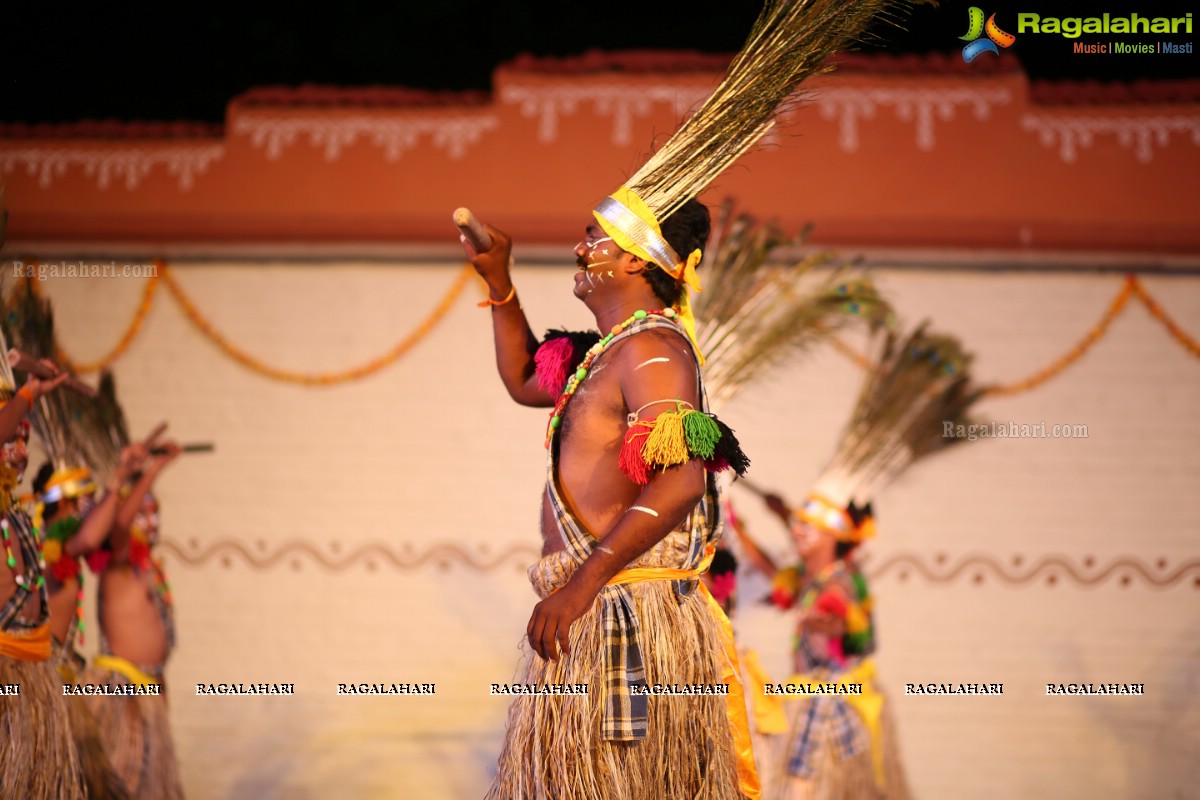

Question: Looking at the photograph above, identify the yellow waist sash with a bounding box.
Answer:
[93,654,160,687]
[607,546,762,800]
[789,658,885,787]
[741,648,789,735]
[0,623,51,662]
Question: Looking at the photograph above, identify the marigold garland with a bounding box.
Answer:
[28,271,160,374]
[159,262,474,386]
[831,274,1196,397]
[15,262,1197,391]
[1130,277,1200,358]
[982,275,1136,397]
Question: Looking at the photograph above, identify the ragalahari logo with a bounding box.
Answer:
[960,7,1016,62]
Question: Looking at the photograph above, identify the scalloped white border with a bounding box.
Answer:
[814,87,1015,152]
[500,84,712,145]
[232,114,499,162]
[1021,113,1200,163]
[0,144,225,191]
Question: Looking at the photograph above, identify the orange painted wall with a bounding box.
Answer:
[2,56,1198,253]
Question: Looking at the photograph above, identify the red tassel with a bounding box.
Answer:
[769,587,796,610]
[815,591,848,618]
[129,539,152,570]
[52,556,82,583]
[85,549,111,575]
[704,456,731,473]
[534,338,574,395]
[619,427,651,485]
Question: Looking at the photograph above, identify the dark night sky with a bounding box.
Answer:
[4,1,1197,125]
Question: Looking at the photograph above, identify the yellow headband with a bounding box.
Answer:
[41,467,96,504]
[795,493,875,543]
[593,186,706,363]
[593,186,703,292]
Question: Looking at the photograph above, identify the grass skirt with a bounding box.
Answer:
[0,655,85,799]
[486,532,746,800]
[58,652,131,800]
[81,662,184,800]
[758,687,912,800]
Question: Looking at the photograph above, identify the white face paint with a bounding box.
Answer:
[574,228,621,299]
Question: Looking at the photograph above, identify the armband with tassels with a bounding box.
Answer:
[618,400,749,485]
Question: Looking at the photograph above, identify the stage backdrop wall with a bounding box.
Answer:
[27,259,1200,800]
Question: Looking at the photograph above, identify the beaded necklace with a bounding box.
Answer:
[130,530,174,612]
[544,307,677,447]
[2,515,45,591]
[147,554,176,650]
[42,516,87,645]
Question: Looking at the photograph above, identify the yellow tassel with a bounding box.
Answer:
[845,603,870,635]
[642,410,689,467]
[41,538,62,564]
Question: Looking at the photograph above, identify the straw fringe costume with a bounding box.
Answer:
[0,511,86,800]
[54,623,132,799]
[488,316,754,800]
[0,379,85,800]
[80,547,182,800]
[80,656,182,800]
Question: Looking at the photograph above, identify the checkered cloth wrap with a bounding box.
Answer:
[546,316,720,742]
[784,676,871,778]
[785,563,874,777]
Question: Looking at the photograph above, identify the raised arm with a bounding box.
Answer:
[725,501,780,580]
[462,224,555,407]
[526,331,706,660]
[63,444,146,559]
[110,441,179,560]
[0,360,70,443]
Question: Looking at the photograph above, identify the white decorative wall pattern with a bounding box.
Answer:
[815,87,1014,152]
[0,144,225,191]
[232,114,500,161]
[500,84,712,145]
[1021,113,1200,164]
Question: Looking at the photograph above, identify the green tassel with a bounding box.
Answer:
[682,411,721,459]
[852,572,870,602]
[845,631,872,655]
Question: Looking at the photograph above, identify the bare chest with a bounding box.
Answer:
[558,362,626,460]
[552,363,641,534]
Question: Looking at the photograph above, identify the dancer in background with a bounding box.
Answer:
[685,203,896,786]
[5,276,135,799]
[82,372,186,800]
[687,202,894,619]
[0,344,85,800]
[30,430,143,800]
[734,325,985,800]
